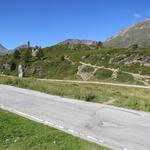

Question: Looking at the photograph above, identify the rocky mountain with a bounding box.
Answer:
[58,39,98,50]
[0,44,7,55]
[104,19,150,48]
[59,39,97,45]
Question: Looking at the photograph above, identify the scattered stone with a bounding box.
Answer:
[5,139,9,142]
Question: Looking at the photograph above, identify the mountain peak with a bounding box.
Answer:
[104,18,150,48]
[59,39,97,45]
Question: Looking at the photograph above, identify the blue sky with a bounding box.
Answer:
[0,0,149,49]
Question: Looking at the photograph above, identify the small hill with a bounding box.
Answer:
[104,19,150,48]
[58,39,99,50]
[59,39,97,45]
[8,42,35,54]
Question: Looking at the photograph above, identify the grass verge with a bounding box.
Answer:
[0,109,108,150]
[0,75,150,112]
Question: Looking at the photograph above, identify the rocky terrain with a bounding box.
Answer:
[58,39,99,50]
[104,19,150,48]
[59,39,97,45]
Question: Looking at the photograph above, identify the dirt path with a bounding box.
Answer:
[79,61,118,72]
[38,78,150,89]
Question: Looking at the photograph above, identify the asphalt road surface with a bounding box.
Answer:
[0,84,150,150]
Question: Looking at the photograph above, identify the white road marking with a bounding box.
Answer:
[98,139,103,143]
[86,135,98,141]
[68,129,76,133]
[55,124,64,129]
[43,120,54,126]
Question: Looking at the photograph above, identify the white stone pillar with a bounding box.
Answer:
[18,65,23,78]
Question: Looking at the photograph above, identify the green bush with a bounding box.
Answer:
[141,67,150,75]
[85,94,96,102]
[10,62,17,71]
[95,69,112,79]
[117,72,134,82]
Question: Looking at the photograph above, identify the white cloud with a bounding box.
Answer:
[133,13,142,19]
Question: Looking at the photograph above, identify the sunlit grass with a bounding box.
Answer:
[0,109,108,150]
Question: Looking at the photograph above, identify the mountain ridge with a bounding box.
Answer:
[104,18,150,48]
[59,39,97,45]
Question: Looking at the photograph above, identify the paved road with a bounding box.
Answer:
[0,84,150,150]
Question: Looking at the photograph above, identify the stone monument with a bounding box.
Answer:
[18,65,24,78]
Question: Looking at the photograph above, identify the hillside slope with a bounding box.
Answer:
[104,19,150,48]
[0,41,150,85]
